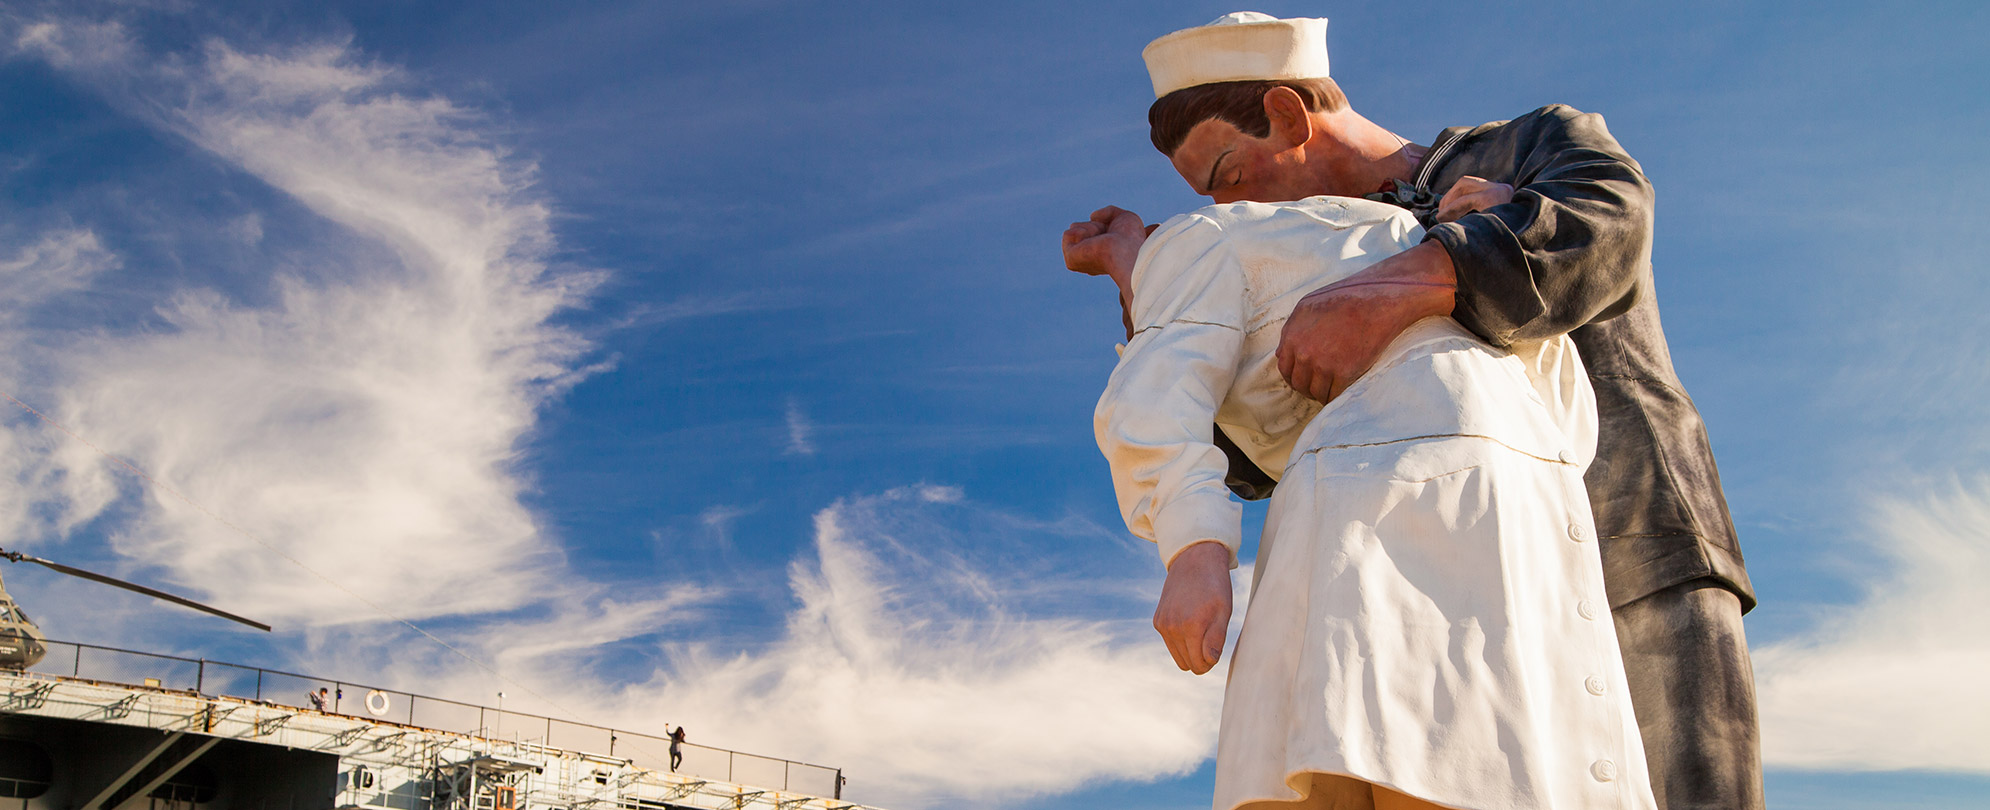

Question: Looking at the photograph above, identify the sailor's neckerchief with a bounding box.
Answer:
[1364,129,1470,227]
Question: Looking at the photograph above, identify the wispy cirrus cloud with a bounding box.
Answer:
[1,16,598,627]
[786,396,817,456]
[0,230,117,320]
[698,503,756,549]
[614,290,807,331]
[479,486,1222,809]
[1754,477,1990,772]
[0,230,121,546]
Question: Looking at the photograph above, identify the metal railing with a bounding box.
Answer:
[21,639,843,798]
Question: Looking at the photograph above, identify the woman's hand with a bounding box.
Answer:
[1433,176,1515,223]
[1154,540,1233,675]
[1062,205,1149,297]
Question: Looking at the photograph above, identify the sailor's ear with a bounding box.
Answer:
[1262,86,1313,147]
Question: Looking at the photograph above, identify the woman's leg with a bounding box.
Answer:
[1230,776,1455,810]
[1371,785,1451,810]
[1233,772,1375,810]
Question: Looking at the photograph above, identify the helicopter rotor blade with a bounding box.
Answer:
[7,552,272,632]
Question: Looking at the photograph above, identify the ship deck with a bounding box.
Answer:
[0,639,884,810]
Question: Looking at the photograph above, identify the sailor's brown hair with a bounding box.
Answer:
[1148,77,1347,156]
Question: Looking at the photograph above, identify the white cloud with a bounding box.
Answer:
[558,487,1219,808]
[10,17,136,71]
[1754,477,1990,772]
[225,213,263,245]
[616,291,803,330]
[914,483,961,503]
[1,21,596,627]
[252,485,1218,808]
[0,230,117,318]
[239,484,1217,809]
[786,396,817,456]
[697,503,755,549]
[0,231,122,546]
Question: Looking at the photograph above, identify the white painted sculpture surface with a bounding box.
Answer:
[1095,196,1655,810]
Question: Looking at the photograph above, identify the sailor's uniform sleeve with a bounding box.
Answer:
[1094,214,1248,569]
[1426,106,1653,346]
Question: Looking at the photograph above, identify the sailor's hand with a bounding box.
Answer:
[1062,206,1149,294]
[1277,241,1459,402]
[1154,540,1233,675]
[1433,176,1515,224]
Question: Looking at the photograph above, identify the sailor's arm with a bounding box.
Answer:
[1430,105,1654,347]
[1276,240,1459,403]
[1277,107,1650,403]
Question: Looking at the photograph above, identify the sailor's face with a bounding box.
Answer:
[1169,118,1315,205]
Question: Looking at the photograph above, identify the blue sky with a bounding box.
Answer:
[1,1,1986,807]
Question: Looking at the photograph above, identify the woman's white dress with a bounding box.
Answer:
[1095,197,1656,810]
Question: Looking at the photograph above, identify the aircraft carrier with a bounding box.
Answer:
[0,638,881,810]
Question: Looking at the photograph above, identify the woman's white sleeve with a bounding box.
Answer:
[1094,217,1248,569]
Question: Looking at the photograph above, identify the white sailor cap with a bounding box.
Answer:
[1141,12,1331,99]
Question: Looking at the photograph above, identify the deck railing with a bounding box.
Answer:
[22,639,843,799]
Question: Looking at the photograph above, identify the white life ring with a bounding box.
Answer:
[364,690,392,717]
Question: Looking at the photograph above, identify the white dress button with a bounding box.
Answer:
[1585,675,1607,696]
[1590,759,1617,782]
[1567,523,1587,542]
[1577,600,1598,620]
[1558,450,1574,464]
